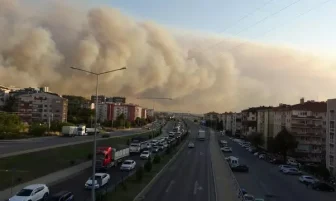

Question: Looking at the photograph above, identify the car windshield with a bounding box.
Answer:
[124,161,132,165]
[89,175,102,180]
[142,151,149,154]
[17,189,33,196]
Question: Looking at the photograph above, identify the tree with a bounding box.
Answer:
[0,113,23,138]
[247,132,264,148]
[2,96,17,112]
[273,128,298,162]
[29,123,48,136]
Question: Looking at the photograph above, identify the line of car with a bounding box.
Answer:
[6,122,186,201]
[231,137,335,193]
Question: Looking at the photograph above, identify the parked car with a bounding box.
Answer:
[279,165,293,172]
[299,175,319,185]
[85,173,110,189]
[120,160,136,171]
[312,182,335,192]
[231,165,249,172]
[9,184,49,201]
[188,142,195,148]
[258,154,265,159]
[282,168,301,175]
[221,147,232,153]
[49,191,74,201]
[243,194,255,201]
[140,150,151,159]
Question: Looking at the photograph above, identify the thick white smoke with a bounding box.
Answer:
[0,0,335,113]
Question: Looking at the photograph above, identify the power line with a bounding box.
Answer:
[224,0,333,53]
[199,0,275,52]
[209,0,302,50]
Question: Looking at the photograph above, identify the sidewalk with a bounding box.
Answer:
[210,130,240,201]
[0,161,91,200]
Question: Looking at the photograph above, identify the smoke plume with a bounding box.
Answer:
[1,0,335,113]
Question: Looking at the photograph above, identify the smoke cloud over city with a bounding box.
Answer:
[0,0,335,113]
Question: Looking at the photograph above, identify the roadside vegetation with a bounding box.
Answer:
[99,130,189,201]
[0,128,162,191]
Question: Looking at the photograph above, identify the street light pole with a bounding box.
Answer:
[70,66,126,201]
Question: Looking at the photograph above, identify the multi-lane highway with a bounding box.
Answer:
[142,122,216,201]
[0,127,151,157]
[220,135,335,201]
[48,121,174,201]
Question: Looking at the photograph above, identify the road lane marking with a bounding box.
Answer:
[165,180,175,193]
[193,180,203,195]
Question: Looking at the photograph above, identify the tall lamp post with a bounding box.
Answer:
[70,66,126,201]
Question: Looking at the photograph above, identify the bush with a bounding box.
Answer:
[29,123,47,136]
[136,166,144,181]
[153,155,161,164]
[144,159,152,172]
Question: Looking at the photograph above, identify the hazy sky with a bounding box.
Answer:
[79,0,336,56]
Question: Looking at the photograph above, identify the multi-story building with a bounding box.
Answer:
[63,95,93,112]
[242,106,272,136]
[232,113,242,136]
[204,112,220,121]
[128,104,142,121]
[272,99,326,163]
[97,103,108,122]
[113,104,129,120]
[91,95,105,103]
[141,108,147,119]
[224,112,233,132]
[147,109,155,117]
[17,92,68,123]
[221,112,241,136]
[257,108,274,149]
[0,85,11,108]
[326,99,336,176]
[106,96,126,103]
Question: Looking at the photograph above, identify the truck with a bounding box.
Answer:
[61,126,77,137]
[77,125,86,136]
[129,137,147,154]
[198,130,206,141]
[95,146,130,170]
[86,128,100,135]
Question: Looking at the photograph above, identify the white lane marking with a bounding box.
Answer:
[165,180,175,193]
[193,180,203,195]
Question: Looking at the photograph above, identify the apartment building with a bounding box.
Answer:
[257,108,274,149]
[17,92,68,123]
[204,112,220,121]
[141,108,147,119]
[242,108,258,136]
[106,96,126,103]
[326,99,336,176]
[273,99,326,163]
[91,95,106,103]
[0,85,11,108]
[221,112,242,136]
[97,103,108,122]
[147,109,155,117]
[128,104,142,121]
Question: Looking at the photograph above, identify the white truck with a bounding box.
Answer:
[77,125,86,136]
[86,128,100,135]
[62,126,77,137]
[198,130,206,141]
[129,142,147,154]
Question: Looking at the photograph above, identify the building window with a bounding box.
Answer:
[330,156,334,166]
[331,133,334,141]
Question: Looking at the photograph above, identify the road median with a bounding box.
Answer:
[0,129,161,191]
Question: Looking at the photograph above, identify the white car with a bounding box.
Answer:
[85,173,110,189]
[283,167,301,175]
[9,184,49,201]
[258,154,265,159]
[120,160,136,171]
[299,175,319,185]
[140,151,151,159]
[146,143,152,149]
[221,147,232,152]
[279,165,293,172]
[188,142,195,148]
[253,152,259,156]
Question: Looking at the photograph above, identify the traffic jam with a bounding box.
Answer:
[6,121,188,201]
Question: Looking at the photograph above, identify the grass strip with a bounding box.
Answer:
[105,139,186,201]
[0,130,160,191]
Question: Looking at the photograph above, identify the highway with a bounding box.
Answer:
[49,121,175,201]
[0,127,152,156]
[220,135,335,201]
[142,122,216,201]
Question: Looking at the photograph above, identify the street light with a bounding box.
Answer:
[70,66,126,201]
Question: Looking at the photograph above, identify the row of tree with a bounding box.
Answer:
[101,114,152,129]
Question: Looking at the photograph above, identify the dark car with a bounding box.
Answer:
[312,182,335,192]
[152,146,159,153]
[49,191,74,201]
[231,165,249,172]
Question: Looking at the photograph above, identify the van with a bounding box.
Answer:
[227,156,239,168]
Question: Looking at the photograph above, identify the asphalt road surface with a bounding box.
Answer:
[48,122,175,201]
[0,128,151,156]
[220,135,335,201]
[143,122,216,201]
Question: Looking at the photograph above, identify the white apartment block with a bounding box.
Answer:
[221,112,242,136]
[113,104,129,120]
[146,109,155,117]
[97,103,108,122]
[273,100,326,163]
[204,112,219,121]
[225,113,232,132]
[257,109,274,149]
[326,99,336,176]
[242,108,258,136]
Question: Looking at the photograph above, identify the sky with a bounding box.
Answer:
[80,0,336,56]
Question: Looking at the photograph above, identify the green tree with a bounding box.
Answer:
[273,128,298,162]
[50,121,75,132]
[247,132,264,148]
[0,113,23,138]
[125,121,131,128]
[29,123,47,136]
